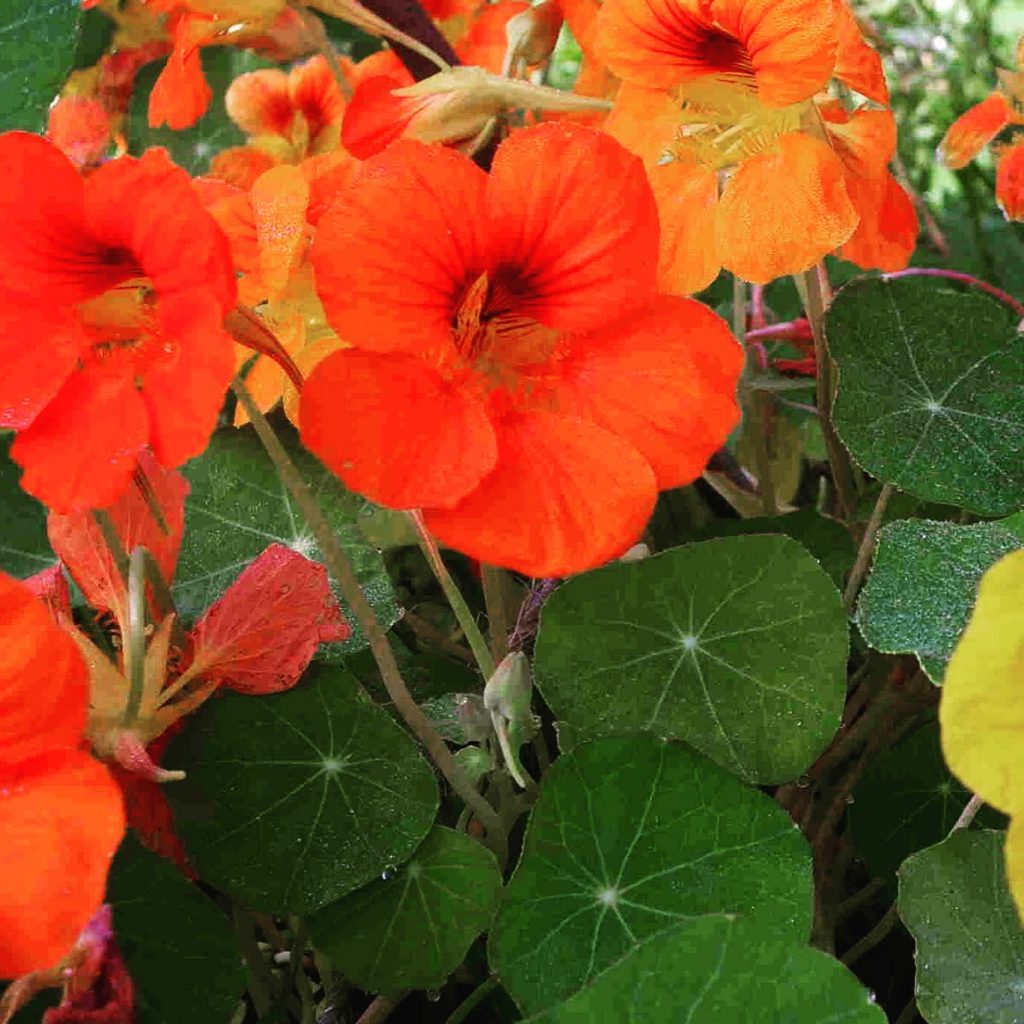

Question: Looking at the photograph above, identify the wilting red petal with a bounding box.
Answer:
[831,0,888,104]
[0,573,88,771]
[11,367,150,515]
[554,296,743,488]
[22,566,72,626]
[187,543,349,694]
[938,92,1013,170]
[485,122,660,332]
[48,451,189,620]
[996,142,1024,221]
[1,750,124,979]
[426,411,658,577]
[43,930,135,1024]
[301,349,499,509]
[651,158,722,295]
[311,140,488,358]
[841,171,918,271]
[717,132,858,283]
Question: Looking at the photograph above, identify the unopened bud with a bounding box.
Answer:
[484,652,535,788]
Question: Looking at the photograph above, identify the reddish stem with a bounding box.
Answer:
[745,320,814,344]
[883,268,1024,319]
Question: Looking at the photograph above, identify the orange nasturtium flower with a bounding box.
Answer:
[301,123,743,577]
[593,0,916,289]
[0,572,125,979]
[0,133,236,513]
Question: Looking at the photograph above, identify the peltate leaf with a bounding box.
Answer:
[856,519,1019,683]
[899,830,1024,1024]
[827,276,1024,514]
[527,917,884,1024]
[533,536,849,783]
[310,826,503,992]
[166,664,438,913]
[107,835,245,1024]
[177,425,399,654]
[0,436,52,578]
[490,735,812,1014]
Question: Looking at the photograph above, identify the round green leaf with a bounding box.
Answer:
[827,276,1024,515]
[856,520,1020,683]
[0,0,80,132]
[490,735,812,1014]
[534,536,849,783]
[899,830,1024,1024]
[527,917,884,1024]
[107,835,245,1024]
[177,425,399,654]
[850,724,1001,877]
[166,665,439,914]
[310,826,503,992]
[0,436,53,578]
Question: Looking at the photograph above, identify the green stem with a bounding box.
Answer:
[122,546,148,727]
[842,483,893,612]
[481,564,511,663]
[231,378,508,864]
[233,905,274,1018]
[840,902,899,966]
[444,977,500,1024]
[736,275,776,515]
[408,510,496,679]
[799,265,858,521]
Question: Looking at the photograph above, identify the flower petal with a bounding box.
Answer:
[188,543,349,693]
[717,131,857,283]
[603,82,681,168]
[485,122,659,332]
[840,171,918,272]
[311,140,488,357]
[938,92,1012,170]
[301,349,498,509]
[426,412,657,577]
[831,0,888,104]
[251,165,310,301]
[996,142,1024,222]
[555,296,742,488]
[225,66,293,137]
[0,750,124,979]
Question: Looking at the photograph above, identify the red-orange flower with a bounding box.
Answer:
[0,134,236,513]
[939,91,1016,170]
[0,572,124,979]
[302,123,742,576]
[997,140,1024,221]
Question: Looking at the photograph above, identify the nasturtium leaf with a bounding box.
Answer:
[689,508,857,589]
[856,520,1019,683]
[527,917,884,1024]
[899,830,1024,1024]
[999,510,1024,542]
[490,736,812,1013]
[940,548,1024,916]
[166,664,438,914]
[827,276,1024,515]
[128,48,272,175]
[177,425,399,654]
[310,826,503,992]
[533,536,849,783]
[850,723,1001,877]
[107,835,244,1024]
[0,436,52,578]
[0,0,80,132]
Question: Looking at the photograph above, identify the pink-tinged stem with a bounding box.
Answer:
[745,320,814,344]
[883,268,1024,319]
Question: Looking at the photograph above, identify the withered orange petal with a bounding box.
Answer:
[708,0,838,107]
[840,171,918,272]
[0,133,123,304]
[301,349,498,510]
[831,0,888,104]
[485,123,659,333]
[555,296,742,488]
[426,411,658,577]
[938,92,1013,171]
[311,139,488,358]
[0,750,124,979]
[717,132,858,284]
[251,165,310,300]
[603,82,680,168]
[996,142,1024,222]
[651,158,722,295]
[225,67,293,137]
[11,368,150,514]
[0,573,88,771]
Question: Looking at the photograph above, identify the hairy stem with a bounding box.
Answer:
[736,275,776,515]
[481,565,511,663]
[843,483,893,612]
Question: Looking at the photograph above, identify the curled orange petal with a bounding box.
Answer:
[938,91,1013,170]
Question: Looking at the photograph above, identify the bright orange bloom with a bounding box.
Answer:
[0,572,124,979]
[939,91,1015,171]
[302,124,742,576]
[996,141,1024,221]
[0,134,236,513]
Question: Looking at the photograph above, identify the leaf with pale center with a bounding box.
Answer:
[534,536,849,783]
[827,276,1024,515]
[490,735,812,1014]
[166,665,438,914]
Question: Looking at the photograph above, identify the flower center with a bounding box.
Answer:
[77,281,175,375]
